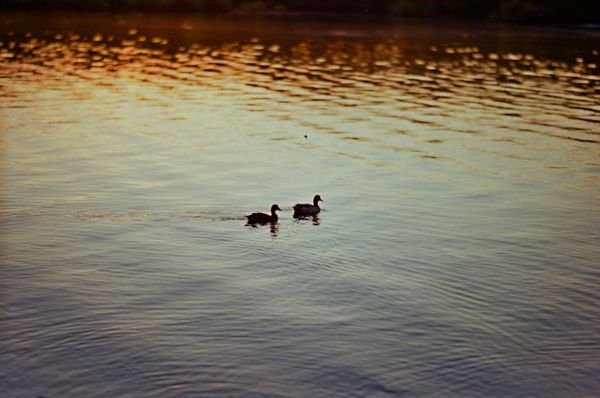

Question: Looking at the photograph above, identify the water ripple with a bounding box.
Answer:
[2,13,600,398]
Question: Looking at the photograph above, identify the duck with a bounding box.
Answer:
[246,204,282,224]
[293,194,323,216]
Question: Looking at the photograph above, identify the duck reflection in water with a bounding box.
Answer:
[293,213,321,225]
[269,222,280,237]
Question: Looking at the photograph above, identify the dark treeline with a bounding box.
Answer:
[1,0,598,23]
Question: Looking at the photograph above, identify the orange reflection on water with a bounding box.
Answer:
[0,14,598,179]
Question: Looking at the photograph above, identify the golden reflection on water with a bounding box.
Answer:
[0,14,599,184]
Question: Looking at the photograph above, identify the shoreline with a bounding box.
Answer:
[1,9,599,30]
[0,2,598,25]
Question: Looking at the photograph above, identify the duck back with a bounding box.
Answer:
[246,204,281,224]
[293,195,323,215]
[246,212,276,224]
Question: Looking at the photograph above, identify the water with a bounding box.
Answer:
[1,12,599,397]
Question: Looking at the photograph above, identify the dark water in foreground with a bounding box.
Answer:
[1,12,600,397]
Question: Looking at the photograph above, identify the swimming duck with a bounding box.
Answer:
[293,194,323,216]
[246,204,282,224]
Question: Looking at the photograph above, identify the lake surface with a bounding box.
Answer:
[1,12,599,397]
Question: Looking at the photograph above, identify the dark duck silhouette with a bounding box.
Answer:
[293,194,323,217]
[246,204,282,224]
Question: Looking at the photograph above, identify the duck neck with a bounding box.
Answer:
[271,210,278,218]
[313,198,320,207]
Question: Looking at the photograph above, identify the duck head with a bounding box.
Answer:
[271,204,282,214]
[313,195,323,206]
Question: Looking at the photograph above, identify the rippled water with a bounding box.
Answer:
[1,12,600,397]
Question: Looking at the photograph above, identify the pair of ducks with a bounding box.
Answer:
[246,194,323,224]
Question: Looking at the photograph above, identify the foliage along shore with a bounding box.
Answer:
[1,0,598,23]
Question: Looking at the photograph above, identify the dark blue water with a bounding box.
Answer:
[1,12,599,397]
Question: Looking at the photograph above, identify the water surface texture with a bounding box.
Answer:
[1,12,600,397]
